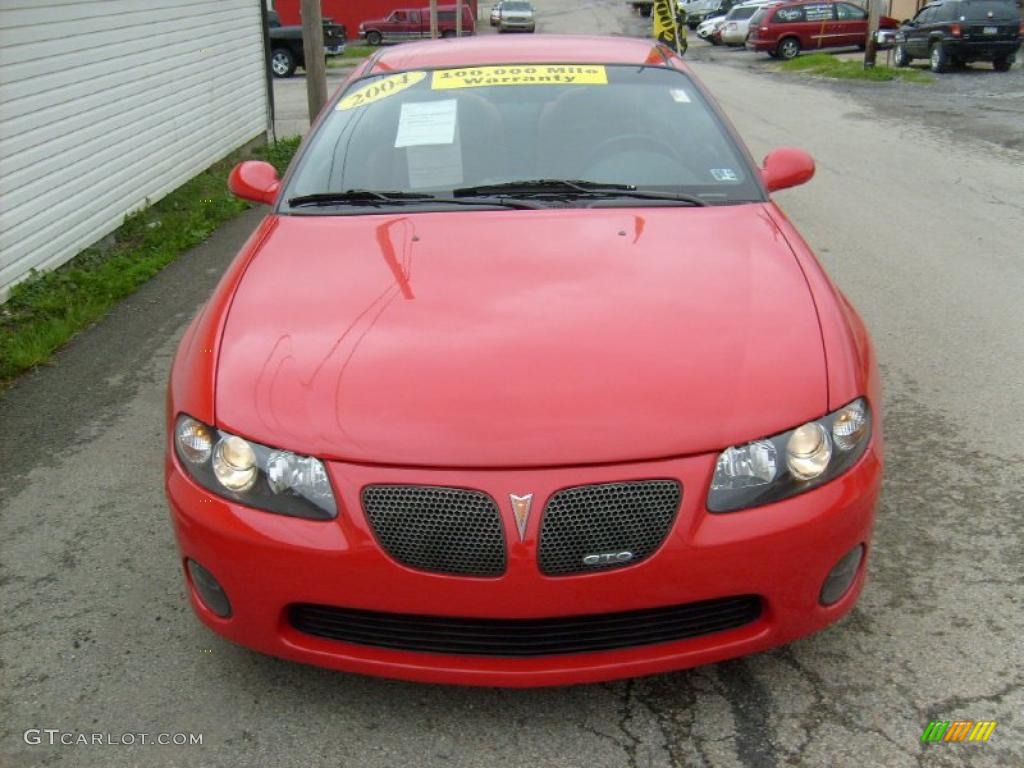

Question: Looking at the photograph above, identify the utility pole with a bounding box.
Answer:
[863,0,881,67]
[301,0,328,121]
[429,0,439,38]
[455,0,463,36]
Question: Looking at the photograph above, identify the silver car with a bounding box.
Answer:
[497,0,536,32]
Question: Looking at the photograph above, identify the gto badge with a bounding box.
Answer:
[509,493,534,542]
[583,551,635,566]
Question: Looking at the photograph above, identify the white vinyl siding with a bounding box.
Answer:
[0,0,269,300]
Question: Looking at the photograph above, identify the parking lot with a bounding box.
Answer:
[2,0,1022,766]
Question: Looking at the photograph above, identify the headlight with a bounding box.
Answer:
[174,414,337,520]
[708,399,871,513]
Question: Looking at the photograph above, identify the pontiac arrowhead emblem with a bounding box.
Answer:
[509,493,534,542]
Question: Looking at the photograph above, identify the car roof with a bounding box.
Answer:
[369,34,679,74]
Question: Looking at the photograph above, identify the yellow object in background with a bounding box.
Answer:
[652,0,686,55]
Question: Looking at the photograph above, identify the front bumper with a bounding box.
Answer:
[166,443,881,687]
[500,19,536,30]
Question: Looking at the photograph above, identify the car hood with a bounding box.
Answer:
[216,206,827,467]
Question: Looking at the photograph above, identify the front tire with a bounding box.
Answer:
[893,44,912,67]
[270,47,296,78]
[365,30,382,45]
[441,29,456,38]
[930,41,949,73]
[993,55,1013,72]
[777,36,800,60]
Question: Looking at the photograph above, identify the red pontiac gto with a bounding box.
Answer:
[166,35,882,687]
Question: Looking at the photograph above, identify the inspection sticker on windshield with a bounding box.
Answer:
[670,88,691,103]
[710,168,739,182]
[337,71,427,110]
[431,64,607,90]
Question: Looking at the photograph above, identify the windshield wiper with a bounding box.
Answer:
[287,189,542,210]
[288,190,434,207]
[454,179,708,206]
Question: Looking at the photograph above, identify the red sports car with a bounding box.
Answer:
[166,34,882,687]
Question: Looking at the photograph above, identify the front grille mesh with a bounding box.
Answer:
[538,480,682,576]
[289,595,762,657]
[362,485,506,577]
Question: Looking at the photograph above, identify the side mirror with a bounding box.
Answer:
[228,161,281,205]
[761,147,815,193]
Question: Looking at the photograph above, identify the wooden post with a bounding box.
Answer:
[455,0,463,36]
[301,0,327,121]
[259,0,277,142]
[864,0,881,68]
[429,0,439,38]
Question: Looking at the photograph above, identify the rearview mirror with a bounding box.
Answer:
[761,148,815,193]
[229,161,281,205]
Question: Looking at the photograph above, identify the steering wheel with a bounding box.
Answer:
[585,133,679,169]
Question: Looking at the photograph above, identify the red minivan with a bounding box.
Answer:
[359,5,476,44]
[747,1,897,58]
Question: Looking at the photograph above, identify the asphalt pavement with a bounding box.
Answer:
[2,1,1022,767]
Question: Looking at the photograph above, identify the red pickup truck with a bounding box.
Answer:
[359,5,476,44]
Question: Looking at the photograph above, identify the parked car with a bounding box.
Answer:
[176,34,882,688]
[268,10,347,78]
[698,13,729,40]
[687,0,734,28]
[490,2,502,25]
[875,26,899,47]
[719,2,770,44]
[496,0,536,32]
[893,0,1021,72]
[359,4,475,45]
[746,1,897,59]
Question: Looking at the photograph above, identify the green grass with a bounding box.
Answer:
[780,53,934,83]
[0,136,302,383]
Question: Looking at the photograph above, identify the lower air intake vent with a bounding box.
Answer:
[289,595,762,657]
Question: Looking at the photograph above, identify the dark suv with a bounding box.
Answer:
[893,0,1021,72]
[267,10,347,78]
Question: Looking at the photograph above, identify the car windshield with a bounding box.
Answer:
[727,5,760,18]
[503,1,531,9]
[955,0,1019,19]
[282,64,762,212]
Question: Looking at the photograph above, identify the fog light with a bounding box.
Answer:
[186,559,232,618]
[820,545,864,605]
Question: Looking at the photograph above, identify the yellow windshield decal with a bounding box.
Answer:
[432,64,608,90]
[337,71,427,110]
